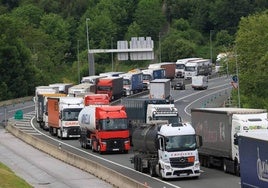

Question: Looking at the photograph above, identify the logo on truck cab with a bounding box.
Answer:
[81,114,90,124]
[257,147,268,182]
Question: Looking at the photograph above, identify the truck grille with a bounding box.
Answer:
[170,157,194,168]
[106,139,124,150]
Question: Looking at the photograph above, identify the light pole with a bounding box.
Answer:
[210,30,214,64]
[86,18,90,75]
[111,37,114,71]
[235,48,241,108]
[159,32,161,63]
[77,40,80,83]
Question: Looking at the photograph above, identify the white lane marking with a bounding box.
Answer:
[183,86,232,116]
[30,117,180,188]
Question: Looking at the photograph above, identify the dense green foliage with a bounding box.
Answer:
[0,0,267,109]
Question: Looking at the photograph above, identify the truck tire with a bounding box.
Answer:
[138,158,142,172]
[134,157,138,171]
[91,141,96,152]
[234,159,240,176]
[159,165,165,180]
[149,164,157,177]
[223,159,228,173]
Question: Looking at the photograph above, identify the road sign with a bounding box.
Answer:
[232,75,238,83]
[129,37,154,60]
[117,41,128,60]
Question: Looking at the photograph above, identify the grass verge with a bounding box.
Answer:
[0,162,32,188]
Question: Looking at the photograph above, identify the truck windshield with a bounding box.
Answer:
[176,64,185,69]
[100,119,128,131]
[62,108,82,121]
[143,75,152,81]
[185,66,196,71]
[123,79,130,85]
[166,135,196,151]
[97,86,111,91]
[154,116,180,126]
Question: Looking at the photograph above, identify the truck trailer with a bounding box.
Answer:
[121,98,180,126]
[34,86,58,127]
[83,94,110,106]
[68,83,96,97]
[191,107,268,175]
[120,72,143,96]
[47,97,84,138]
[149,79,171,99]
[78,105,130,153]
[148,62,176,80]
[141,68,165,90]
[238,131,268,187]
[96,77,123,101]
[131,121,202,179]
[39,93,67,130]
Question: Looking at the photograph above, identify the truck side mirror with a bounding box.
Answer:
[233,133,238,145]
[196,135,203,148]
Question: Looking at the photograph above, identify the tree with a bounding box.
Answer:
[133,0,165,40]
[235,11,268,109]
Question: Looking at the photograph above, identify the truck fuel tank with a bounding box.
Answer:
[132,121,168,153]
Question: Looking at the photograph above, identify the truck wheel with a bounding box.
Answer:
[97,144,103,154]
[138,158,144,172]
[149,164,157,177]
[223,159,228,173]
[234,160,240,176]
[91,141,96,152]
[159,166,165,180]
[134,157,138,171]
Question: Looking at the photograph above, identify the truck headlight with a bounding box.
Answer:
[165,165,171,170]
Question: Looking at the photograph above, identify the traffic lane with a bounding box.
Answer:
[176,84,232,122]
[33,135,178,188]
[174,167,240,188]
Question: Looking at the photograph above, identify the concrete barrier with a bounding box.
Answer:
[6,123,147,188]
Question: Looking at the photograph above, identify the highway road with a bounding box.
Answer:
[1,76,241,188]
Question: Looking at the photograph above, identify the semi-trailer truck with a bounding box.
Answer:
[131,121,202,179]
[141,68,165,90]
[121,98,181,144]
[34,86,58,127]
[175,58,202,78]
[191,107,268,175]
[47,97,84,139]
[121,98,180,126]
[78,105,130,153]
[184,59,212,79]
[96,77,123,101]
[120,72,143,96]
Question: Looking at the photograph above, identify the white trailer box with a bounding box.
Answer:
[149,79,170,99]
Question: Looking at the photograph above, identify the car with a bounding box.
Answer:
[171,79,185,90]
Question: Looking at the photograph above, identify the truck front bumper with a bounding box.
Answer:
[161,162,201,178]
